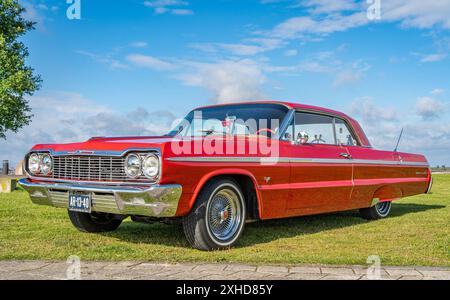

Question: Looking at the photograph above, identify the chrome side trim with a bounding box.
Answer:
[18,178,182,217]
[165,156,430,167]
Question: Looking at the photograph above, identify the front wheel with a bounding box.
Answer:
[68,210,123,232]
[182,178,246,251]
[359,201,392,220]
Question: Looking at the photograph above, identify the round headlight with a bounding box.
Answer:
[41,154,52,175]
[125,154,141,178]
[142,154,159,179]
[28,153,40,175]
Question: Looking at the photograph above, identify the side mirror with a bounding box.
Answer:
[296,131,309,144]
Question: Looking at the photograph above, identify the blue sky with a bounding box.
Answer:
[2,0,450,166]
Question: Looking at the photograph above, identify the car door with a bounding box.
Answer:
[283,111,353,214]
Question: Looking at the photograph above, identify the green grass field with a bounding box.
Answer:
[0,175,449,266]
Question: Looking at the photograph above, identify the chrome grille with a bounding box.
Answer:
[52,156,128,182]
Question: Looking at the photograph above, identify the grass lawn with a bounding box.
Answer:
[0,175,449,266]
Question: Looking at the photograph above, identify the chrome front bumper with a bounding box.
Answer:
[18,178,182,217]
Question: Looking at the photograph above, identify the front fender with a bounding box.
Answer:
[180,169,263,217]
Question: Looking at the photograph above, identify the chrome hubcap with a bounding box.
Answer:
[207,188,242,242]
[375,201,391,217]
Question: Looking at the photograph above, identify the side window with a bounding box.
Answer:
[335,118,358,146]
[294,112,335,145]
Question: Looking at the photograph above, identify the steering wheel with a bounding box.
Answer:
[256,128,276,136]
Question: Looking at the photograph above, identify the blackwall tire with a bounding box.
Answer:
[68,210,123,232]
[182,178,246,251]
[359,201,392,220]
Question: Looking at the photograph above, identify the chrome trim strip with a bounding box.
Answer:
[27,148,161,157]
[426,176,433,194]
[18,178,182,217]
[24,176,157,186]
[166,156,429,167]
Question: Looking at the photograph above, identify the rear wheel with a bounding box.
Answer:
[182,178,246,251]
[68,210,123,232]
[359,201,392,220]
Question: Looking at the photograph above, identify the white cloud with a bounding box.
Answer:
[178,59,267,103]
[261,0,450,42]
[284,49,298,56]
[333,70,362,87]
[350,97,397,124]
[300,0,359,15]
[420,53,447,63]
[348,97,450,165]
[268,12,369,39]
[0,92,176,166]
[431,88,445,96]
[126,54,176,70]
[217,43,267,56]
[143,0,193,15]
[383,0,450,29]
[171,8,194,15]
[76,50,129,70]
[192,38,284,56]
[415,97,446,120]
[20,0,46,30]
[131,41,148,48]
[333,59,370,87]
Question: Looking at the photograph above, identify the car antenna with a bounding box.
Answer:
[394,128,404,152]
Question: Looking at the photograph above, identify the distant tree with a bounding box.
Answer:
[443,165,446,170]
[436,165,440,169]
[0,0,41,139]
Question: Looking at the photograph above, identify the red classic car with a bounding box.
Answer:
[19,101,432,250]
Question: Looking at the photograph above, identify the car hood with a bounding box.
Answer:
[30,135,279,155]
[30,136,175,154]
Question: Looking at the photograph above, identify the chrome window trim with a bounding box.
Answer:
[278,109,364,147]
[276,109,295,140]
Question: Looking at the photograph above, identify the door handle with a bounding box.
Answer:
[339,153,352,159]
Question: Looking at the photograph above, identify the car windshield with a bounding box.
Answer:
[167,103,289,138]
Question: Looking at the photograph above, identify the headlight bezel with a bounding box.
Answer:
[26,152,53,176]
[40,154,53,175]
[124,153,143,179]
[124,152,161,180]
[142,153,160,179]
[27,153,41,175]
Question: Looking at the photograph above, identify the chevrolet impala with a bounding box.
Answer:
[19,101,432,250]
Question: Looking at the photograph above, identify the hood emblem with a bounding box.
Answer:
[67,150,95,155]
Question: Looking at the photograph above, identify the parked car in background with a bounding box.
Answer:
[19,101,432,250]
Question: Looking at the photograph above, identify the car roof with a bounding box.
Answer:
[195,101,371,147]
[196,101,351,120]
